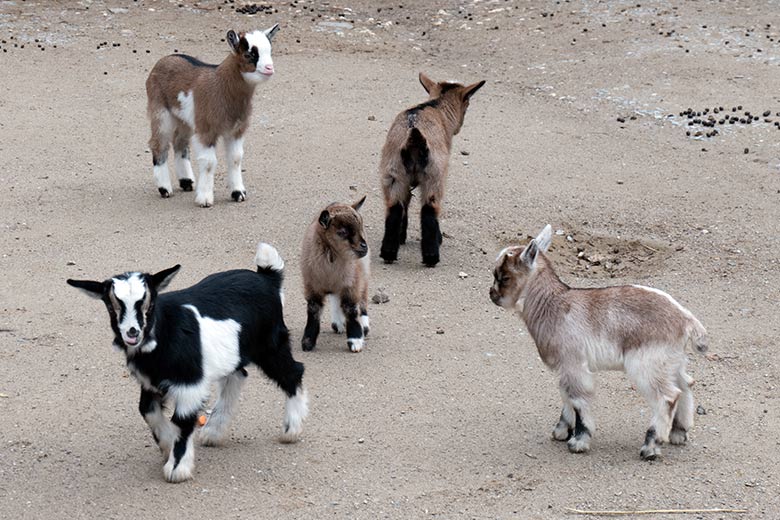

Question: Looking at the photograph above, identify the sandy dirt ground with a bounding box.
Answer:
[1,0,779,518]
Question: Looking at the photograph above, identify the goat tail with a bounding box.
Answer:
[255,242,285,273]
[400,127,429,176]
[687,316,709,354]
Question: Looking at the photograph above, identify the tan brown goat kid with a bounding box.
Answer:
[379,73,485,266]
[490,225,708,460]
[301,197,370,353]
[146,26,279,207]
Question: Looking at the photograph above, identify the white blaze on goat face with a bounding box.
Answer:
[242,31,274,84]
[111,274,149,347]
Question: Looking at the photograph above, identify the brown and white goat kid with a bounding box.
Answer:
[490,225,708,460]
[145,26,279,207]
[379,73,485,267]
[301,197,370,353]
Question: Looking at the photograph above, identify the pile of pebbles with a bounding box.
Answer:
[234,2,276,15]
[679,105,780,139]
[617,105,780,142]
[0,35,56,53]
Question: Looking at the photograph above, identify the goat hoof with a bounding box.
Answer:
[158,187,171,198]
[179,179,194,191]
[640,445,661,460]
[380,249,398,264]
[669,428,688,445]
[347,337,364,353]
[567,434,591,453]
[422,253,440,267]
[331,322,344,334]
[301,337,316,351]
[552,422,573,441]
[231,190,246,202]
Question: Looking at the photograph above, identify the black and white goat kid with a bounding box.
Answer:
[67,243,307,482]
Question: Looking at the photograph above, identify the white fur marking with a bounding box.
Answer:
[192,136,216,207]
[255,242,284,271]
[348,337,364,353]
[163,436,195,483]
[328,294,345,333]
[173,91,195,128]
[242,31,274,84]
[168,305,242,416]
[359,314,370,333]
[225,136,245,195]
[112,274,147,346]
[200,372,246,446]
[280,388,308,443]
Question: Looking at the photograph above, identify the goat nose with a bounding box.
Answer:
[127,327,139,338]
[263,64,274,74]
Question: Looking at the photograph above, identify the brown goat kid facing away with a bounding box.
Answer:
[301,197,370,353]
[379,73,485,267]
[490,225,709,461]
[146,26,279,207]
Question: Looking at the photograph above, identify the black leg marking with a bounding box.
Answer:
[420,203,441,267]
[301,297,323,351]
[640,427,661,460]
[139,389,161,444]
[179,179,193,191]
[342,297,364,352]
[170,413,197,469]
[399,204,409,245]
[158,187,171,198]
[231,190,247,202]
[380,203,404,263]
[573,409,590,438]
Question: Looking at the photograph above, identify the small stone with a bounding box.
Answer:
[371,290,390,304]
[460,150,470,156]
[66,261,76,266]
[349,184,357,191]
[367,115,376,121]
[744,148,749,154]
[696,405,707,415]
[435,327,445,335]
[357,438,365,443]
[458,271,468,279]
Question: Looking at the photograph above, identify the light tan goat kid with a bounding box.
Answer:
[301,197,370,353]
[490,225,708,460]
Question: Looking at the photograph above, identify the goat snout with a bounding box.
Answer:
[489,287,501,305]
[355,242,368,258]
[124,327,141,345]
[260,63,274,76]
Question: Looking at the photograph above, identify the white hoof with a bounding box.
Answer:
[280,389,308,444]
[669,428,688,445]
[163,457,194,483]
[552,421,571,441]
[199,425,226,447]
[348,337,364,353]
[567,434,591,453]
[195,192,213,208]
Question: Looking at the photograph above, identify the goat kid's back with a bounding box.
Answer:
[379,72,485,267]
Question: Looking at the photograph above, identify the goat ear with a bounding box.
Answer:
[520,239,540,267]
[419,72,437,94]
[264,23,280,42]
[67,279,108,299]
[535,224,553,253]
[352,195,366,212]
[319,210,331,229]
[151,265,180,292]
[462,80,485,100]
[227,30,240,53]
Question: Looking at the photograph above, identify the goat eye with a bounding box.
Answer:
[337,228,349,238]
